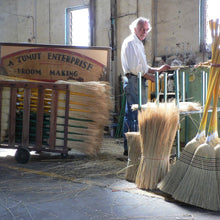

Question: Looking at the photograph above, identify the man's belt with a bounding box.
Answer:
[126,73,145,78]
[125,73,137,77]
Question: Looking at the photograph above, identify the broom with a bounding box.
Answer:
[135,102,179,190]
[172,68,220,211]
[158,19,220,195]
[125,132,141,182]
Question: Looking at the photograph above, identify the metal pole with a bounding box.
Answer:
[181,71,185,102]
[164,72,167,102]
[175,70,180,158]
[205,71,208,103]
[138,72,142,110]
[155,71,159,103]
[202,70,205,106]
[175,69,180,108]
[185,72,189,144]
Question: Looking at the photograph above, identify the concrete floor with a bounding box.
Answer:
[0,136,220,220]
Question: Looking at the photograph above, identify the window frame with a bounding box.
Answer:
[65,5,91,46]
[199,0,207,52]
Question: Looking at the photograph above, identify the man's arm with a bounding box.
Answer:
[144,64,171,82]
[148,64,170,74]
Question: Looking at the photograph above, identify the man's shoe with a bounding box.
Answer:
[123,150,128,156]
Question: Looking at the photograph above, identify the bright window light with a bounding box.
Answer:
[71,8,90,46]
[206,0,220,44]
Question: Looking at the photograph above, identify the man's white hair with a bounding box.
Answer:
[129,17,152,34]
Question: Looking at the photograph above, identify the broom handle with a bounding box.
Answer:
[207,70,220,136]
[197,72,218,135]
[197,20,220,137]
[208,21,220,135]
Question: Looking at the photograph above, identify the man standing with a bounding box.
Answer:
[121,17,170,156]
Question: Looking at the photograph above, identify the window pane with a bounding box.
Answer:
[206,0,220,44]
[71,8,90,46]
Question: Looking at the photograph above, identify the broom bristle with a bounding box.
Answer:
[158,136,206,195]
[173,143,220,211]
[125,132,141,182]
[214,144,220,200]
[55,80,112,155]
[135,103,179,190]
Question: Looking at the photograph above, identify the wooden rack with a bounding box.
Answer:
[0,80,70,163]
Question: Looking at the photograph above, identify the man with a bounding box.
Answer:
[121,17,170,156]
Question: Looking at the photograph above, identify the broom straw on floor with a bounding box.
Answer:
[158,19,220,195]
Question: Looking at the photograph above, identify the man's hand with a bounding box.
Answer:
[144,73,155,82]
[159,64,171,72]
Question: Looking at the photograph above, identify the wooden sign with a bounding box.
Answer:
[0,43,110,82]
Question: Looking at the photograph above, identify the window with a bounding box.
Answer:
[206,0,220,44]
[66,6,91,46]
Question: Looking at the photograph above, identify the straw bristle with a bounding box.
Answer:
[173,143,220,211]
[178,102,202,112]
[132,101,202,112]
[214,144,220,200]
[125,132,141,182]
[135,103,179,190]
[56,81,113,155]
[158,136,205,195]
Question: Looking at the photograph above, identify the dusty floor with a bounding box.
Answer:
[0,136,220,220]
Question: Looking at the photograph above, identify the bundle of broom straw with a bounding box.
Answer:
[135,102,179,190]
[55,80,112,155]
[125,132,141,182]
[132,101,202,113]
[158,19,220,211]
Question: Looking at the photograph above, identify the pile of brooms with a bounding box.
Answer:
[158,19,220,211]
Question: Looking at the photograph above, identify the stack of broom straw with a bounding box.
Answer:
[135,102,179,190]
[125,132,141,182]
[55,80,113,155]
[132,101,202,113]
[158,19,220,211]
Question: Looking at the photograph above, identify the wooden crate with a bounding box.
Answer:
[0,80,70,163]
